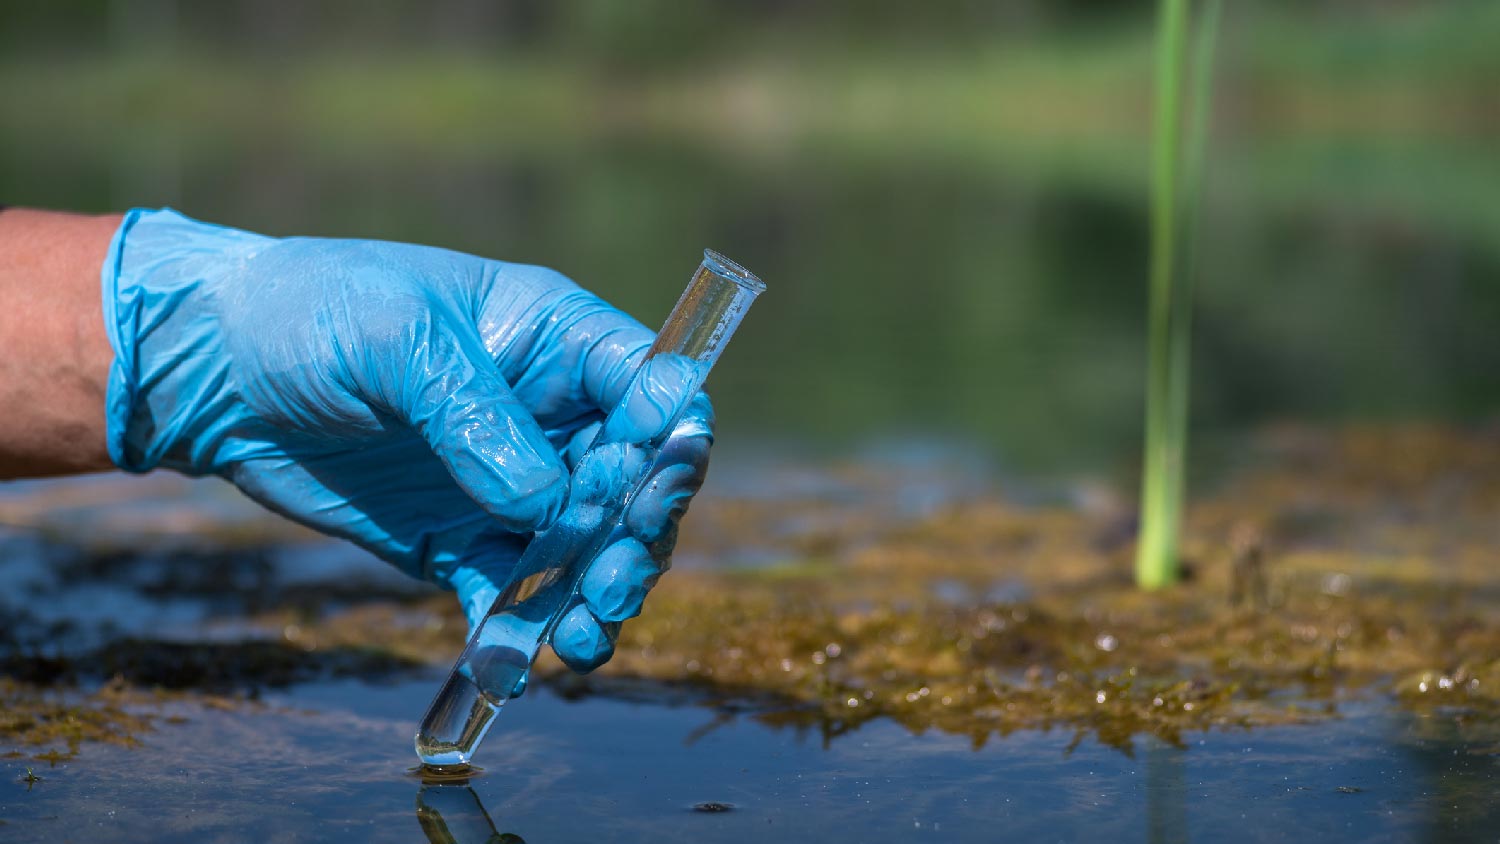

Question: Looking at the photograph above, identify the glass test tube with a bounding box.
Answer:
[415,250,765,769]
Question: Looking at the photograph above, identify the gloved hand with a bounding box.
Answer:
[102,208,712,674]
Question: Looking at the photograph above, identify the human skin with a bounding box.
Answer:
[0,208,123,477]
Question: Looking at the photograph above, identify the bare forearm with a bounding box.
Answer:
[0,208,121,477]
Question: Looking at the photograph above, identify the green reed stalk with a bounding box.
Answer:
[1136,0,1220,590]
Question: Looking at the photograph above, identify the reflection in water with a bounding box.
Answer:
[416,782,524,844]
[1145,742,1188,844]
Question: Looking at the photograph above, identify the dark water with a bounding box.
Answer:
[4,679,1499,843]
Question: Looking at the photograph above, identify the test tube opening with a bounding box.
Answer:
[702,249,767,295]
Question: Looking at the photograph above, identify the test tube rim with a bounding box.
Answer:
[701,249,767,295]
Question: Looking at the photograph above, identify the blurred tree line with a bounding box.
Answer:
[1,0,1435,62]
[5,0,1149,53]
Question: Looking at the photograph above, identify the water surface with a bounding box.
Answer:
[5,678,1498,843]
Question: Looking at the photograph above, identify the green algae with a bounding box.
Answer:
[187,426,1500,751]
[571,565,1500,753]
[0,679,153,764]
[0,634,427,762]
[550,424,1500,751]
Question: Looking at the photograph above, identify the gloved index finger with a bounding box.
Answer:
[598,353,705,448]
[404,323,567,534]
[569,305,657,412]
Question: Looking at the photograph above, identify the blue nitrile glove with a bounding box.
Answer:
[102,208,712,674]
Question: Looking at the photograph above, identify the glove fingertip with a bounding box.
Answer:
[551,604,618,673]
[444,431,568,533]
[581,537,660,622]
[626,417,711,540]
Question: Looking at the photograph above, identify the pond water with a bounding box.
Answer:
[4,678,1499,842]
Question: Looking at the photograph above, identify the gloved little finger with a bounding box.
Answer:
[550,602,620,673]
[440,528,530,632]
[437,529,535,698]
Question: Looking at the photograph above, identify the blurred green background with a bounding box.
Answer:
[3,0,1496,482]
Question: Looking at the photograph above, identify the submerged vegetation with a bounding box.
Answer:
[0,679,154,765]
[4,424,1499,762]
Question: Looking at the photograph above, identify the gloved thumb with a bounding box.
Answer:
[397,323,567,533]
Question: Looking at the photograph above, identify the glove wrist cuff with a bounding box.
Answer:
[101,207,264,474]
[100,209,143,472]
